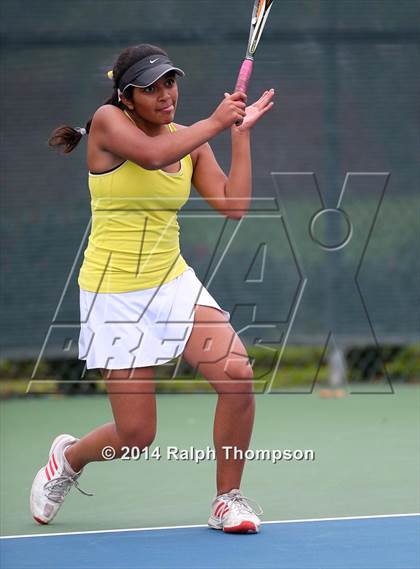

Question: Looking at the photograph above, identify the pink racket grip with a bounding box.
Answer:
[235,59,254,94]
[234,59,253,126]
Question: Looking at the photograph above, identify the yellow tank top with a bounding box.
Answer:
[78,121,192,293]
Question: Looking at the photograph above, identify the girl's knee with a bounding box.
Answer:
[225,358,253,380]
[117,424,156,451]
[222,359,254,395]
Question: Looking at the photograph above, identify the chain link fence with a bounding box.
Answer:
[1,1,419,391]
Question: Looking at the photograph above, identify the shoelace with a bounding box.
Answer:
[221,492,264,517]
[44,475,93,504]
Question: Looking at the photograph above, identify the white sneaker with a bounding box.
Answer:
[208,488,263,533]
[30,434,92,525]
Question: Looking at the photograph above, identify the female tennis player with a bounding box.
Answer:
[30,44,274,534]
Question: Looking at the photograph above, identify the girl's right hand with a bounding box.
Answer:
[210,92,247,130]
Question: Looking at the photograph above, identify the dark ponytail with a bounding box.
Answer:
[48,43,168,154]
[48,125,88,154]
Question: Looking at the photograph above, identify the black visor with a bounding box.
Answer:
[118,55,185,92]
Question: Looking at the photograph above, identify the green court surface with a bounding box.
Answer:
[1,386,419,537]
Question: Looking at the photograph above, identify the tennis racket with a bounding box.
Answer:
[235,0,275,95]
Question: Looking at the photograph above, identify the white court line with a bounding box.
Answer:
[1,512,418,540]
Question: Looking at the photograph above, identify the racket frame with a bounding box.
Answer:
[234,0,275,94]
[247,0,274,57]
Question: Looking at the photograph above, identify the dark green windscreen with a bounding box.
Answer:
[1,1,419,358]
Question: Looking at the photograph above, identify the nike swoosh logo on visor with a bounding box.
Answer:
[150,58,159,64]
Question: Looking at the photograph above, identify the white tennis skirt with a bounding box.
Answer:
[78,266,230,370]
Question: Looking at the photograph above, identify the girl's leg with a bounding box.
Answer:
[65,366,156,472]
[181,305,255,495]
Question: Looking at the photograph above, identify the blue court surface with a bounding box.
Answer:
[1,514,418,569]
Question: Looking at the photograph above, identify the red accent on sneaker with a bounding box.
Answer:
[33,516,48,525]
[45,465,51,481]
[51,453,58,472]
[224,520,257,533]
[222,505,230,516]
[214,502,225,517]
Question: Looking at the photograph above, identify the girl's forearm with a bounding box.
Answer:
[224,128,252,218]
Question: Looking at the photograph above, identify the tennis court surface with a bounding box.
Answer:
[1,515,419,569]
[1,386,419,568]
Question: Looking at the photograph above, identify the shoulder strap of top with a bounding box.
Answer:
[123,109,136,125]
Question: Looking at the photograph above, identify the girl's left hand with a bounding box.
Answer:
[226,88,275,132]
